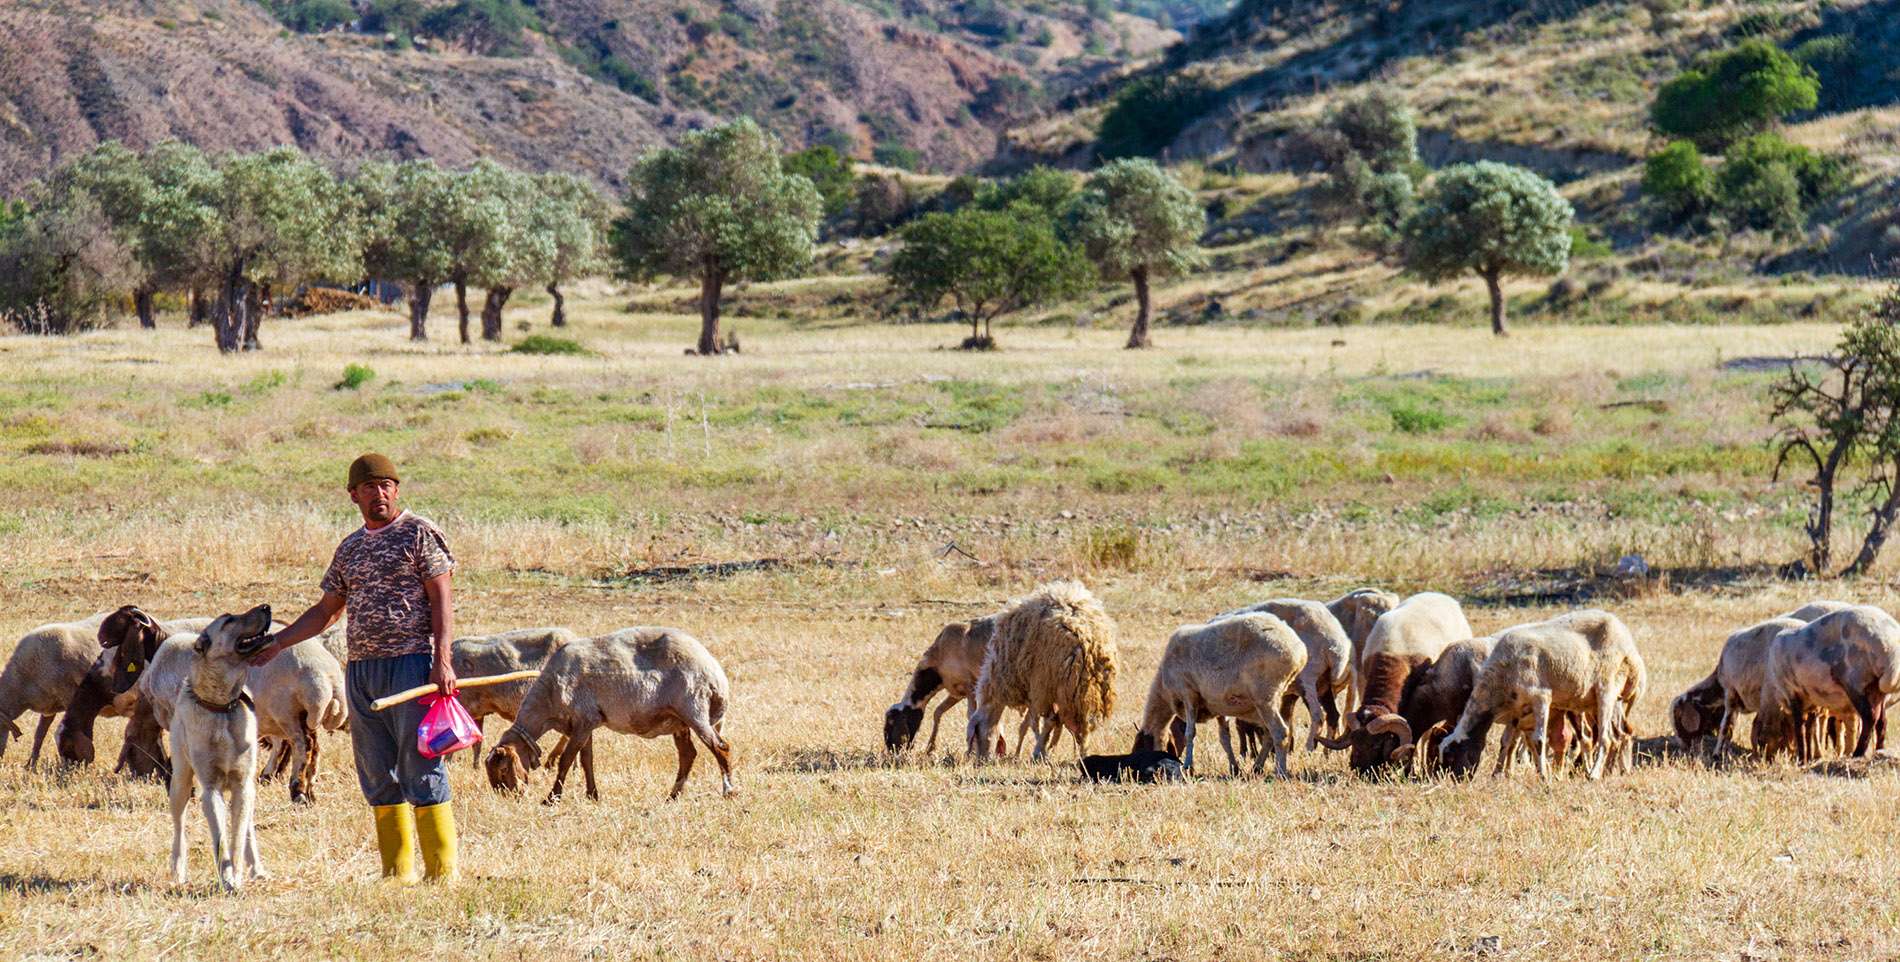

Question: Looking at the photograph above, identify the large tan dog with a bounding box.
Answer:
[168,606,273,891]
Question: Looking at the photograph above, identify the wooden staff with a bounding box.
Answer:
[370,670,541,711]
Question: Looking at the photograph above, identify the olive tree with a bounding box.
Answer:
[356,158,458,341]
[48,141,219,329]
[0,187,140,334]
[1401,161,1572,337]
[196,146,357,352]
[886,205,1087,349]
[1064,158,1205,349]
[439,160,522,344]
[612,118,822,355]
[462,163,554,343]
[533,172,610,328]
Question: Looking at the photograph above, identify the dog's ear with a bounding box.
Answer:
[193,631,212,655]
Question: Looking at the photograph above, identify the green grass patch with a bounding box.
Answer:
[511,335,592,356]
[334,364,376,391]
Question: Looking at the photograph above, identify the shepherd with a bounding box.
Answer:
[249,453,460,884]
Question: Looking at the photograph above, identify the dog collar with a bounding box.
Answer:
[187,684,254,715]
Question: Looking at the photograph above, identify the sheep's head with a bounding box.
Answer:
[1750,704,1797,759]
[883,704,924,752]
[1334,589,1399,644]
[56,726,94,767]
[485,742,532,793]
[1317,709,1416,775]
[1671,686,1723,747]
[1436,721,1490,778]
[99,605,164,695]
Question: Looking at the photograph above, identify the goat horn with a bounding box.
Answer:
[1366,713,1414,749]
[1314,732,1351,751]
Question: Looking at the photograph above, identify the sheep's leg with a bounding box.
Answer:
[581,739,599,800]
[924,695,960,755]
[1217,718,1239,777]
[288,711,315,805]
[1180,706,1198,776]
[169,750,195,884]
[1848,686,1878,759]
[1297,678,1325,752]
[546,735,571,771]
[305,721,321,799]
[669,732,696,800]
[471,715,487,769]
[544,730,587,805]
[1029,708,1051,762]
[686,712,735,796]
[1250,709,1292,778]
[1495,726,1518,776]
[1320,686,1342,741]
[1717,693,1740,754]
[26,713,54,769]
[1011,711,1035,760]
[1530,695,1555,780]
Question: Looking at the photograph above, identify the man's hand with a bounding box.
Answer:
[431,656,458,697]
[247,634,284,667]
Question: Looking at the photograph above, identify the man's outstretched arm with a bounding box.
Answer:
[251,591,346,665]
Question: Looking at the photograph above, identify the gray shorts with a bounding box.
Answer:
[346,653,450,807]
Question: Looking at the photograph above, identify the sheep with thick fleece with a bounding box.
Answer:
[1219,599,1352,751]
[485,627,734,802]
[1326,588,1399,709]
[1438,610,1647,779]
[136,624,347,804]
[1752,606,1900,761]
[1671,617,1804,753]
[966,581,1119,762]
[1134,613,1306,777]
[1317,591,1471,774]
[0,612,112,767]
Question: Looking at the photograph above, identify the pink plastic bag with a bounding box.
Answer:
[417,692,482,759]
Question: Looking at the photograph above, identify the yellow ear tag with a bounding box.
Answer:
[127,664,139,674]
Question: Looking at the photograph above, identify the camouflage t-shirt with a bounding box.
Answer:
[320,511,455,661]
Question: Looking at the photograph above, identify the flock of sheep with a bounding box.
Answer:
[0,607,734,803]
[884,583,1900,781]
[1,582,1896,806]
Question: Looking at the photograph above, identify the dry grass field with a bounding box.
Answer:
[3,292,1899,960]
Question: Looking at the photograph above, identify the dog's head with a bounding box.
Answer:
[194,605,274,667]
[99,605,167,695]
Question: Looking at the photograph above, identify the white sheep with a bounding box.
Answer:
[1753,606,1900,761]
[485,627,734,802]
[1438,610,1647,780]
[0,611,112,767]
[1670,617,1804,753]
[1135,613,1306,777]
[966,581,1119,763]
[1218,599,1352,751]
[1317,591,1471,774]
[1326,587,1400,709]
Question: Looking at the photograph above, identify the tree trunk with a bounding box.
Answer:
[1843,468,1900,577]
[455,276,471,345]
[1126,266,1153,349]
[1483,268,1508,337]
[213,264,245,354]
[481,287,511,342]
[548,283,566,328]
[134,286,157,330]
[188,288,208,328]
[408,283,433,341]
[697,268,724,355]
[241,283,266,351]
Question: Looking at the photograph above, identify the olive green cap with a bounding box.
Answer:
[347,452,400,490]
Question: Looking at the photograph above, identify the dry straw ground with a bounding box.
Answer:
[2,294,1897,960]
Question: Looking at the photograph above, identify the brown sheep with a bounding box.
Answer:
[966,581,1118,763]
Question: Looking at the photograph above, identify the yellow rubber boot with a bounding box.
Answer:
[372,803,417,884]
[414,801,459,883]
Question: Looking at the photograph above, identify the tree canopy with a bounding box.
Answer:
[1401,161,1573,337]
[886,206,1087,348]
[1652,40,1820,149]
[1064,158,1205,348]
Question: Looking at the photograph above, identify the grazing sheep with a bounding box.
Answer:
[1400,636,1495,775]
[1438,610,1647,780]
[1080,747,1184,784]
[1316,592,1471,775]
[1671,617,1804,754]
[1133,613,1306,777]
[1782,601,1856,622]
[56,608,211,773]
[1218,599,1353,751]
[1326,587,1400,709]
[886,616,1002,755]
[966,581,1119,763]
[452,627,581,768]
[133,619,348,804]
[1752,606,1900,761]
[485,627,734,803]
[0,611,115,767]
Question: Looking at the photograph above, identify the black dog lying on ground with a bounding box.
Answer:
[1079,749,1185,784]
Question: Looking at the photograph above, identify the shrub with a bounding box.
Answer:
[511,334,591,355]
[1642,140,1713,220]
[1651,40,1819,149]
[270,0,354,32]
[335,363,376,390]
[1097,74,1216,159]
[873,143,922,171]
[783,146,856,217]
[1715,133,1847,234]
